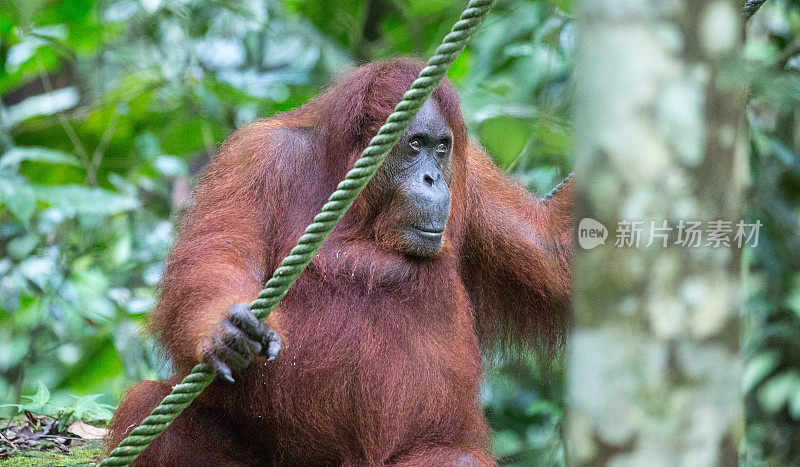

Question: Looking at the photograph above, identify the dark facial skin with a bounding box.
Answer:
[378,99,453,257]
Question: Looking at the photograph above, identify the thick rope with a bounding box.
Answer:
[100,1,496,464]
[542,172,573,201]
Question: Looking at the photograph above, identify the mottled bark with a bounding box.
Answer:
[568,0,747,465]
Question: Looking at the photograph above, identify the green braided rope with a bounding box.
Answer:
[101,1,495,465]
[542,172,573,201]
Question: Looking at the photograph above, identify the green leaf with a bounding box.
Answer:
[19,381,51,413]
[477,112,535,168]
[447,48,472,85]
[0,178,37,224]
[111,234,132,265]
[492,429,524,457]
[153,155,187,177]
[759,371,800,413]
[32,184,140,221]
[0,147,82,170]
[743,352,780,393]
[69,394,115,421]
[786,293,800,319]
[532,117,571,157]
[526,399,561,419]
[0,335,30,372]
[545,0,573,14]
[6,233,40,260]
[406,0,450,17]
[60,340,124,394]
[526,424,558,447]
[6,40,43,74]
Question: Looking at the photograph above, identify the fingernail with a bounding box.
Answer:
[219,369,235,383]
[271,342,281,358]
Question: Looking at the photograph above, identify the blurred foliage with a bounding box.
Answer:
[0,0,572,464]
[5,0,800,464]
[742,0,800,464]
[1,380,114,424]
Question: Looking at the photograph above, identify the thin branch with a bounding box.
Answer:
[201,119,215,156]
[34,54,91,169]
[36,434,91,441]
[0,429,17,448]
[85,107,120,186]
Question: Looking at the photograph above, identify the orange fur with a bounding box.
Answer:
[106,58,572,466]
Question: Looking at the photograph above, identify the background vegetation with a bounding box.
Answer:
[744,1,800,463]
[0,0,798,464]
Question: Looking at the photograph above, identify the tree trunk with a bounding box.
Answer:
[567,0,747,464]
